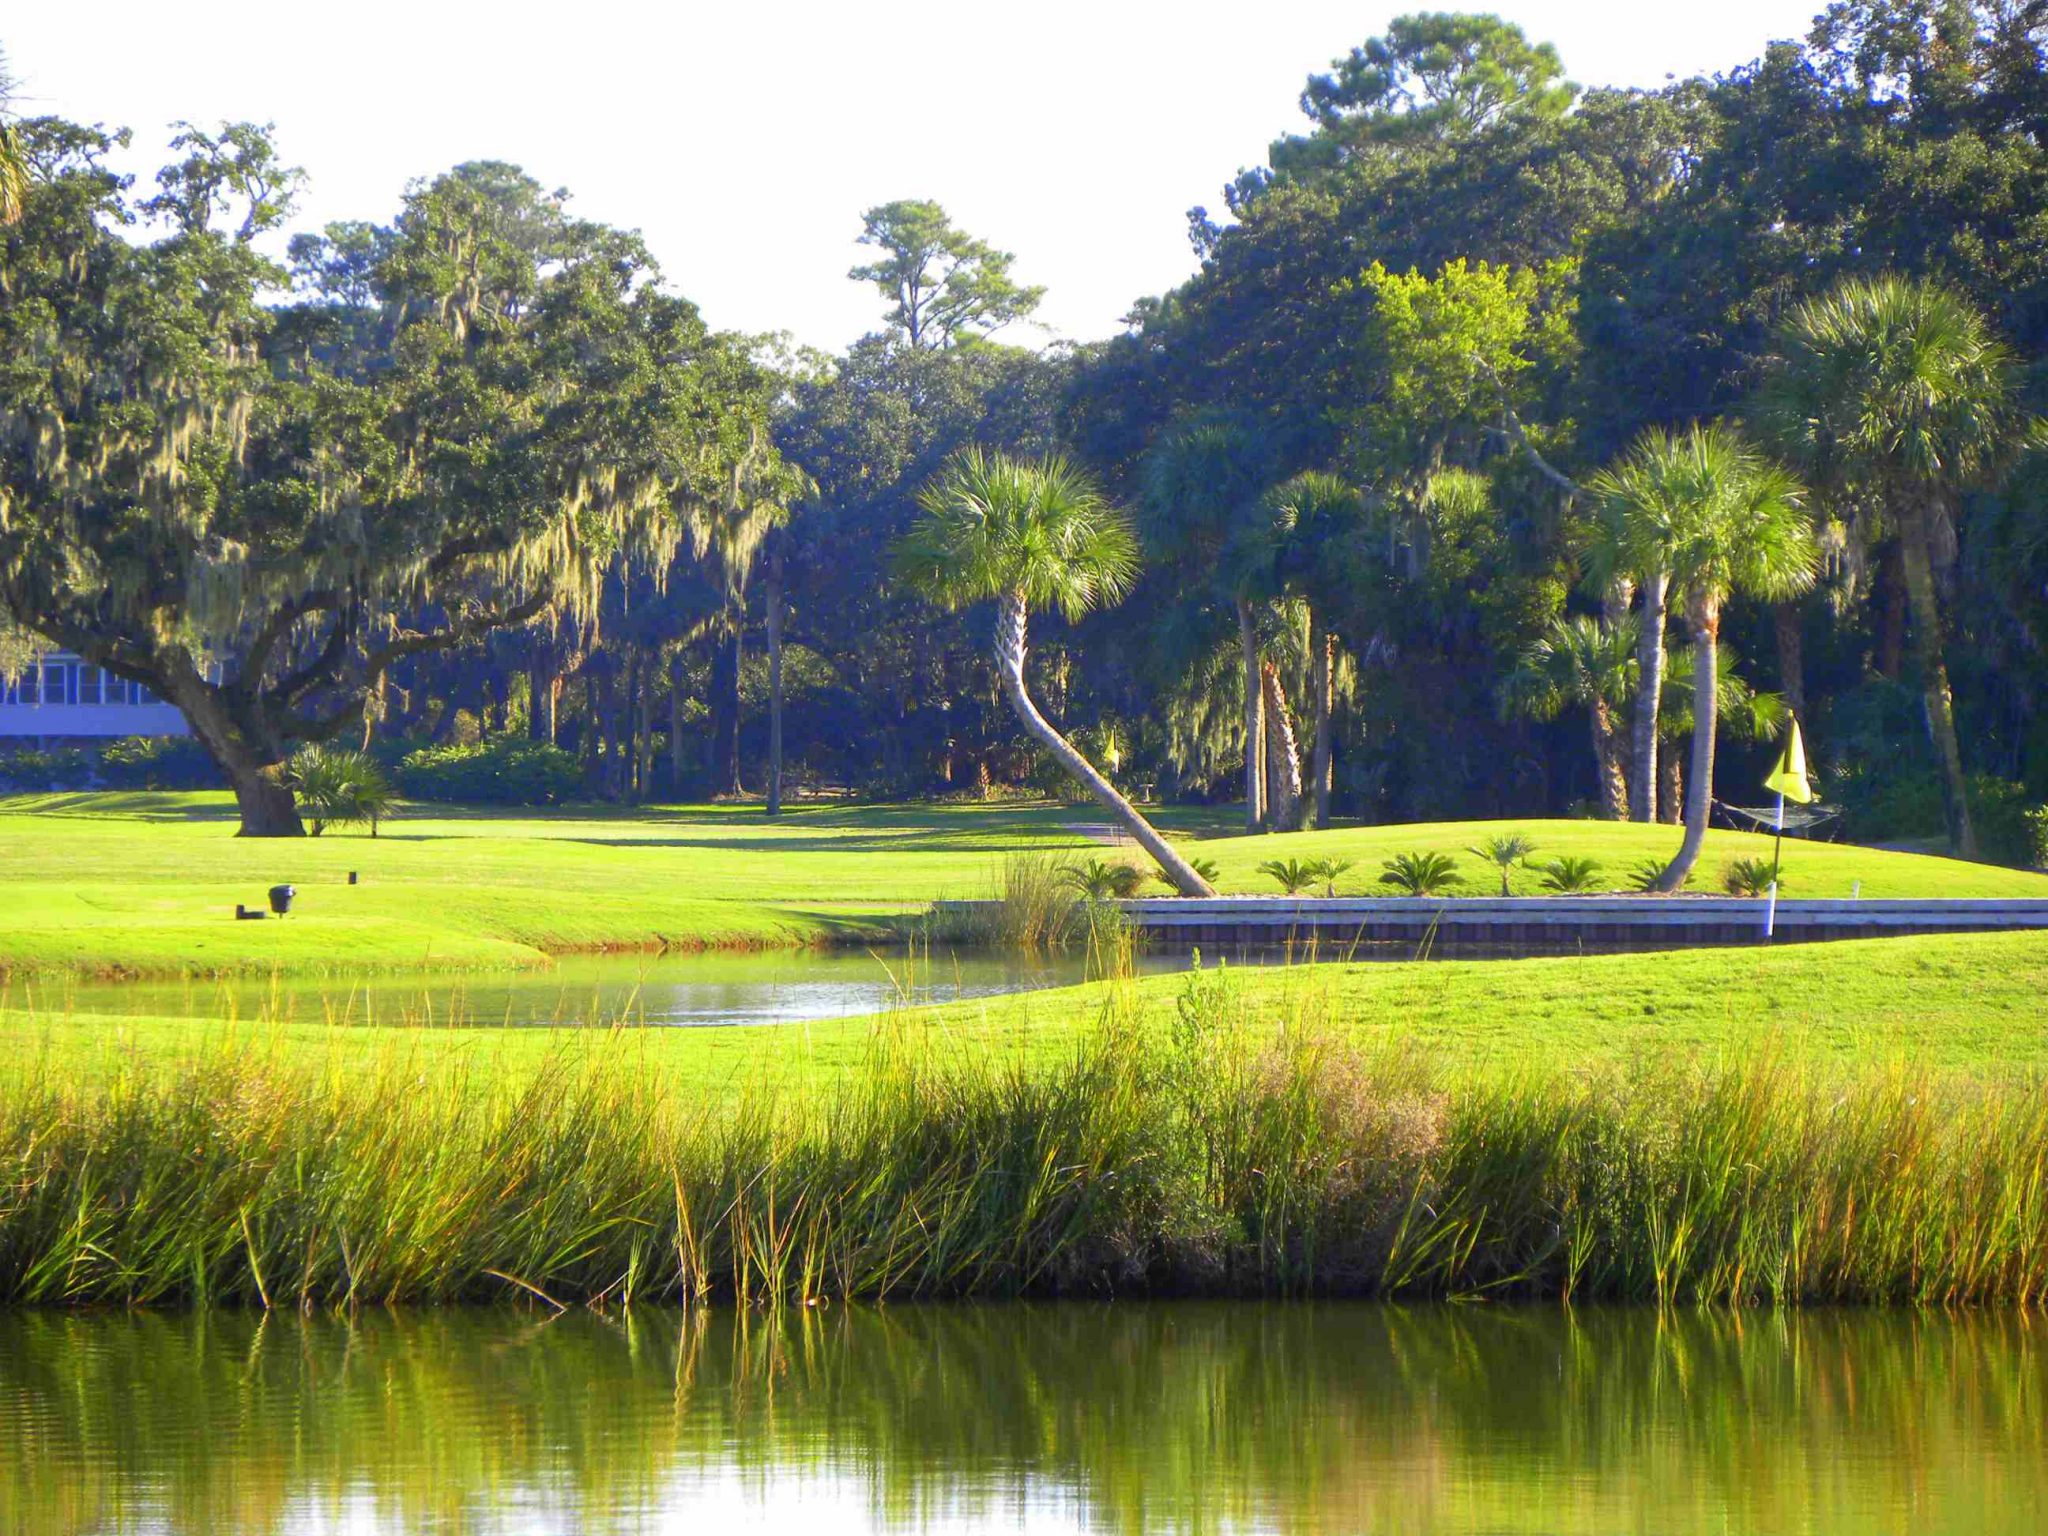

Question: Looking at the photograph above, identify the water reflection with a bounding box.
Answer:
[42,946,1306,1030]
[2,1303,2042,1534]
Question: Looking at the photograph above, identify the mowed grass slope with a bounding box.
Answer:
[14,928,2048,1093]
[2,792,2046,979]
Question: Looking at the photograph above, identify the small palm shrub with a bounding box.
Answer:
[1257,857,1321,895]
[1153,856,1220,893]
[1724,857,1782,897]
[1535,855,1604,894]
[1378,851,1465,897]
[1468,832,1538,896]
[291,747,397,837]
[1064,858,1147,902]
[1308,857,1356,898]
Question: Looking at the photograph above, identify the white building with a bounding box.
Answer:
[0,650,193,743]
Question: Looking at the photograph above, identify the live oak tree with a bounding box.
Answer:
[0,124,765,834]
[849,200,1044,349]
[895,450,1216,896]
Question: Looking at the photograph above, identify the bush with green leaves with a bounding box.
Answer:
[0,746,92,791]
[1378,851,1464,897]
[96,735,223,790]
[1535,855,1604,894]
[1153,855,1220,893]
[1256,857,1321,895]
[1063,858,1147,902]
[1308,857,1356,897]
[395,738,583,806]
[290,747,397,837]
[1468,832,1538,896]
[2027,806,2048,873]
[1723,857,1783,897]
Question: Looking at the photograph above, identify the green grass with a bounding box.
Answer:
[3,792,2045,980]
[5,958,2045,1308]
[12,929,2048,1102]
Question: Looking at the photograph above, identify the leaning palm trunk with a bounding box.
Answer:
[1896,497,1978,858]
[998,593,1214,896]
[1238,598,1265,832]
[1656,596,1719,891]
[1262,661,1304,832]
[1630,572,1669,823]
[1309,621,1335,829]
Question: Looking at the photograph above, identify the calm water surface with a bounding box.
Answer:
[38,946,1324,1029]
[1,1303,2042,1535]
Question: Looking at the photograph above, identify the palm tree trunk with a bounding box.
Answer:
[1897,497,1977,857]
[1659,747,1684,826]
[1591,700,1628,820]
[1630,572,1669,823]
[765,548,786,818]
[997,592,1214,896]
[1773,601,1805,721]
[1657,596,1719,891]
[1262,661,1304,831]
[1238,598,1264,832]
[1310,620,1335,829]
[1877,543,1907,679]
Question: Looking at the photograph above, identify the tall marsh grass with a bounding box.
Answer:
[3,967,2045,1309]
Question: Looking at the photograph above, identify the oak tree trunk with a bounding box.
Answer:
[161,660,305,837]
[997,592,1214,896]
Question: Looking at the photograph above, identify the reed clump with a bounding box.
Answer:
[2,969,2045,1309]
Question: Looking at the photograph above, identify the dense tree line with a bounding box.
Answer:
[6,6,2048,860]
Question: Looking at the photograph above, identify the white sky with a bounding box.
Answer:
[6,1,1827,351]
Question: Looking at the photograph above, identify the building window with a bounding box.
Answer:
[77,667,103,705]
[44,662,68,705]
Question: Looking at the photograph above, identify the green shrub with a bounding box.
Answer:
[1063,858,1146,901]
[1378,851,1464,897]
[1257,857,1321,895]
[395,738,583,806]
[290,746,397,836]
[1468,832,1538,896]
[1535,855,1604,894]
[0,747,92,792]
[2027,806,2048,873]
[1152,855,1220,892]
[1833,764,2038,867]
[97,736,223,790]
[1723,856,1782,897]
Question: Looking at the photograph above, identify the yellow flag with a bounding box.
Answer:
[1763,718,1815,804]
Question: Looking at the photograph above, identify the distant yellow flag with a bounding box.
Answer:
[1763,718,1815,804]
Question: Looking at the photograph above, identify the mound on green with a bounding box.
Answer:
[3,793,2045,980]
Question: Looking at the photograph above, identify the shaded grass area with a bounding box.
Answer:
[4,955,2045,1309]
[3,792,2046,981]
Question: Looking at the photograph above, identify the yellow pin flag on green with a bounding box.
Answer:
[1763,718,1815,805]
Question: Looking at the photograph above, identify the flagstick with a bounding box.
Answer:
[1765,789,1785,940]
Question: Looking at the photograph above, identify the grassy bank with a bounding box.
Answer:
[4,792,2046,981]
[13,928,2048,1093]
[4,961,2044,1308]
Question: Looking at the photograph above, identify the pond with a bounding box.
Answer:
[1,1302,2040,1534]
[35,944,1312,1030]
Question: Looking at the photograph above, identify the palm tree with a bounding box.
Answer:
[0,52,25,228]
[1468,831,1538,896]
[1641,426,1817,892]
[1586,433,1690,824]
[1501,613,1638,818]
[1141,420,1273,832]
[1265,470,1364,828]
[896,449,1216,896]
[1761,275,2041,858]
